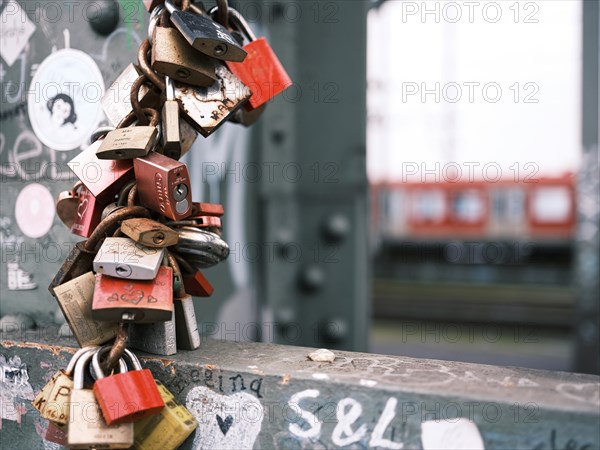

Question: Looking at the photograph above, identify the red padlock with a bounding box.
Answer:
[92,265,173,323]
[71,186,110,238]
[191,202,225,217]
[216,8,292,110]
[183,271,214,297]
[93,347,164,425]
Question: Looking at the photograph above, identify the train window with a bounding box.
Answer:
[410,189,446,223]
[530,186,572,223]
[492,188,525,222]
[452,190,485,223]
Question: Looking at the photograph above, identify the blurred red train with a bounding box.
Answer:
[371,174,575,242]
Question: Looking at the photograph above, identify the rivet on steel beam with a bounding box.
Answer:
[322,214,350,243]
[89,1,120,36]
[298,265,325,293]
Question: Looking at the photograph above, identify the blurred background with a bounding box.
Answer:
[0,0,598,375]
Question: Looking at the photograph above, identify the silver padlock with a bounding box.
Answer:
[129,310,177,356]
[174,294,200,350]
[174,227,229,269]
[93,237,165,280]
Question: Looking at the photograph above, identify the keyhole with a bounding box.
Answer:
[153,232,165,245]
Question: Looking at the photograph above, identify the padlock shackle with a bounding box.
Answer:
[85,206,151,251]
[166,250,186,298]
[73,349,96,390]
[148,4,165,40]
[208,6,256,42]
[165,76,176,102]
[64,346,98,377]
[138,39,165,92]
[122,349,144,371]
[90,127,114,144]
[93,345,130,380]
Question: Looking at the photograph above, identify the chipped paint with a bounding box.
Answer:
[0,354,34,428]
[312,373,330,380]
[279,374,291,385]
[0,341,74,357]
[359,379,378,387]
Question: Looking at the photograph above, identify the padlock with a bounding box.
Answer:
[133,151,193,220]
[121,218,179,248]
[68,138,135,199]
[93,237,165,280]
[97,108,160,160]
[191,202,225,217]
[133,379,198,449]
[43,421,68,446]
[68,349,134,449]
[179,117,198,156]
[129,309,177,356]
[52,273,118,347]
[213,6,292,110]
[230,102,267,127]
[92,265,174,323]
[184,271,214,297]
[175,64,251,137]
[168,253,201,349]
[49,206,151,296]
[152,26,216,87]
[55,181,83,228]
[102,63,161,127]
[164,0,246,62]
[32,346,96,425]
[174,227,229,269]
[93,347,164,425]
[71,185,110,238]
[143,0,165,12]
[160,76,183,160]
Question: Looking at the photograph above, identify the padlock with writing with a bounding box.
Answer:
[175,64,251,137]
[67,349,133,449]
[164,0,246,61]
[133,379,198,449]
[129,309,177,356]
[97,108,160,160]
[55,182,83,229]
[68,134,135,199]
[102,63,161,127]
[49,206,150,297]
[152,24,217,87]
[93,237,165,280]
[32,347,96,425]
[169,252,201,349]
[93,347,164,425]
[174,227,229,269]
[134,151,193,220]
[121,218,179,248]
[160,76,183,160]
[92,264,174,323]
[214,7,292,111]
[71,185,110,238]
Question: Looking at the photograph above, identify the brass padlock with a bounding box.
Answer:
[152,25,216,87]
[96,108,160,160]
[121,218,179,248]
[160,76,183,160]
[32,347,97,425]
[52,273,119,347]
[133,379,198,449]
[175,64,251,137]
[68,349,133,449]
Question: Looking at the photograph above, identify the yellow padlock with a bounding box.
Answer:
[134,379,198,450]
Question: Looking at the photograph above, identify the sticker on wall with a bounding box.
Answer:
[421,418,485,450]
[0,354,35,427]
[0,0,36,67]
[27,30,105,151]
[186,386,264,450]
[15,183,55,238]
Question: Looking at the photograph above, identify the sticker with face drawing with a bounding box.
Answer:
[27,47,105,151]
